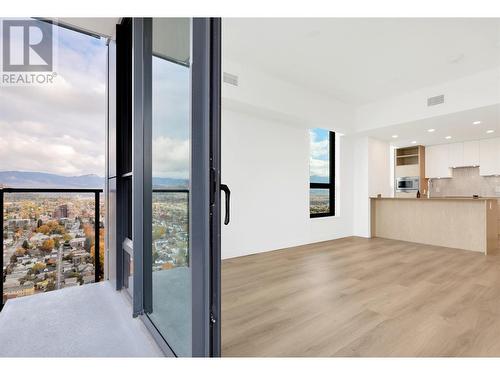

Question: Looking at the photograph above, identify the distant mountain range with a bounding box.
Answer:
[0,171,104,189]
[152,177,188,189]
[0,171,188,189]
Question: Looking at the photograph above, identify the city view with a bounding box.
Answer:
[2,192,104,304]
[0,19,108,305]
[1,179,191,304]
[152,191,189,271]
[309,189,330,215]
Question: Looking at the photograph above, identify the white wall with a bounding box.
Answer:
[221,108,354,259]
[368,138,392,198]
[351,137,369,237]
[220,58,397,259]
[351,137,392,238]
[222,58,356,134]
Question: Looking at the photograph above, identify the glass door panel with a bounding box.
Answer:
[129,17,219,357]
[149,18,192,357]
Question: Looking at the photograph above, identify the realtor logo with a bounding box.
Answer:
[2,19,53,72]
[1,19,57,85]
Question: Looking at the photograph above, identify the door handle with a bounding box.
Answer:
[221,184,231,225]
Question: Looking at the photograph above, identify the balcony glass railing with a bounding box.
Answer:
[1,188,104,307]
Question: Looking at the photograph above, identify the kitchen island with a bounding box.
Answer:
[370,197,498,254]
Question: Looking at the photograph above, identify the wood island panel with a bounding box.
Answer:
[370,197,498,254]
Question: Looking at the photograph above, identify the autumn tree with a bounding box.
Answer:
[14,248,26,257]
[31,262,46,274]
[90,228,105,280]
[40,238,55,253]
[36,220,66,236]
[161,263,174,270]
[37,224,50,235]
[153,225,167,241]
[83,223,93,238]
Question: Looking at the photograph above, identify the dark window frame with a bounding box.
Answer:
[117,17,221,357]
[310,130,336,218]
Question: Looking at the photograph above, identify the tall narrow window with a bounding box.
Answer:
[309,128,335,217]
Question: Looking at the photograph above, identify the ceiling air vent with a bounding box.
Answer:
[427,94,444,106]
[223,72,239,86]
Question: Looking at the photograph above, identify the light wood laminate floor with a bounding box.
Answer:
[222,236,500,356]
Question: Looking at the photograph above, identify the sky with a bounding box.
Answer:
[0,19,107,177]
[0,19,191,180]
[309,128,330,183]
[152,56,190,180]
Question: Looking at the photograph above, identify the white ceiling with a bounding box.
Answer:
[363,104,500,147]
[223,18,500,106]
[52,18,119,39]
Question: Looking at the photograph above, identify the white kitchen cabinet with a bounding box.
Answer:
[448,140,480,168]
[479,138,500,176]
[425,145,435,178]
[425,144,452,178]
[427,138,499,177]
[463,140,480,167]
[449,142,463,168]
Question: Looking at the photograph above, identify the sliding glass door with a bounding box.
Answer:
[149,18,192,357]
[128,18,221,357]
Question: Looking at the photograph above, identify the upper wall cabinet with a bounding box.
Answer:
[449,140,480,168]
[426,138,499,177]
[448,142,463,168]
[463,140,480,167]
[425,144,452,178]
[479,138,500,176]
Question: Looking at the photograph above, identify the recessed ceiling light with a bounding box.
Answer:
[473,121,482,125]
[445,136,452,140]
[411,141,417,144]
[391,135,398,139]
[428,128,435,133]
[486,129,495,134]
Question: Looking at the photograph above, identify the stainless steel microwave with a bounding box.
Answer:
[396,176,419,192]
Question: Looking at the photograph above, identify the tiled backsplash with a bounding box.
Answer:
[430,167,500,197]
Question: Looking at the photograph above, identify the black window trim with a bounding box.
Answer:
[310,130,335,218]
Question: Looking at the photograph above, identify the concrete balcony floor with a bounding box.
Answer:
[0,281,163,357]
